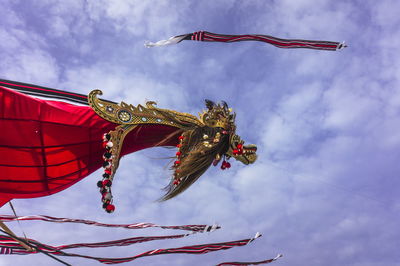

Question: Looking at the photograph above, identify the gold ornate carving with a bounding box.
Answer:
[198,103,235,130]
[88,90,203,128]
[107,124,137,179]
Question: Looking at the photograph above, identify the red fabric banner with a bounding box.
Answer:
[0,85,178,206]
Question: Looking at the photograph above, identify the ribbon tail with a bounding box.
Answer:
[144,35,188,48]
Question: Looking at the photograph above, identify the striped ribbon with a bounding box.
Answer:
[0,233,263,264]
[0,247,12,254]
[0,79,116,105]
[145,31,346,51]
[216,254,283,265]
[0,215,219,233]
[0,233,192,253]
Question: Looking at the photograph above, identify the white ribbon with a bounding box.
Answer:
[144,35,187,48]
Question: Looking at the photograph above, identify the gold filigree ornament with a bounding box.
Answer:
[198,102,236,131]
[88,89,202,127]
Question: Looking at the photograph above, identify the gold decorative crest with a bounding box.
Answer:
[198,101,236,130]
[88,90,203,128]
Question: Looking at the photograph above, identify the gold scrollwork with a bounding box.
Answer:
[88,90,203,128]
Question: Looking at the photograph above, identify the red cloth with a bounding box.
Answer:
[0,86,178,207]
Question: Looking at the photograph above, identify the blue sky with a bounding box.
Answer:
[1,0,399,265]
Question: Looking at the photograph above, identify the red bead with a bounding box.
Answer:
[176,144,182,148]
[232,149,239,155]
[102,142,108,148]
[221,164,226,170]
[178,135,184,140]
[102,179,112,187]
[176,151,181,157]
[225,162,231,168]
[237,144,243,149]
[173,179,180,185]
[105,169,112,175]
[174,160,181,165]
[106,204,115,213]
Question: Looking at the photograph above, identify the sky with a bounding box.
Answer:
[1,0,400,265]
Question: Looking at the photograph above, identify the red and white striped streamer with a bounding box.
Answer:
[217,254,283,265]
[0,233,192,252]
[145,31,346,51]
[0,215,219,233]
[0,233,263,264]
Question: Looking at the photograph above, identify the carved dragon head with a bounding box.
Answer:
[162,100,258,200]
[226,134,257,165]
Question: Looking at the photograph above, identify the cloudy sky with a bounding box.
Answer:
[1,0,399,265]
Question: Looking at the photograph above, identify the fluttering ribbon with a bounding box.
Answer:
[0,233,192,253]
[0,215,282,264]
[145,31,346,51]
[0,231,264,265]
[0,215,219,232]
[216,254,283,265]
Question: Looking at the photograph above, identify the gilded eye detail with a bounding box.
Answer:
[117,110,132,122]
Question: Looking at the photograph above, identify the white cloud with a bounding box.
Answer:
[30,0,94,38]
[1,49,59,84]
[34,0,190,39]
[0,28,59,84]
[322,82,381,131]
[61,63,190,110]
[373,0,400,27]
[260,84,324,157]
